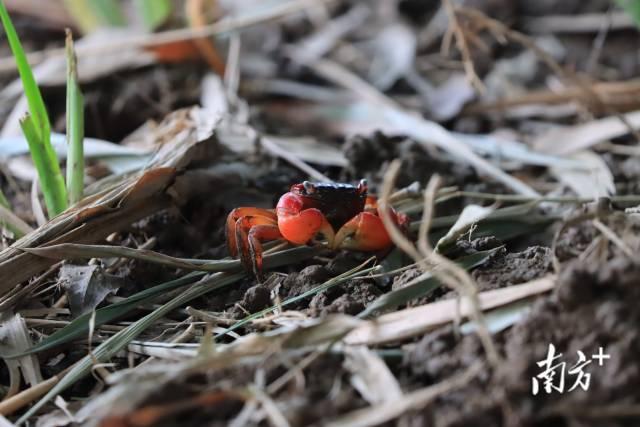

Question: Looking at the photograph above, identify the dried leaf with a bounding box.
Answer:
[550,150,615,197]
[59,264,124,318]
[0,313,43,388]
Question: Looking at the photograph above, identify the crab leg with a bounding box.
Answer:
[226,207,277,257]
[234,215,278,272]
[246,225,283,280]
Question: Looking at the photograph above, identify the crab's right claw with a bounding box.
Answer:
[333,212,392,251]
[334,208,409,251]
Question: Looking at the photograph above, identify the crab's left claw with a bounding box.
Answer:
[333,208,408,252]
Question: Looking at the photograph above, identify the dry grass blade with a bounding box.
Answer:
[523,11,634,33]
[0,314,42,402]
[0,107,220,297]
[345,275,556,346]
[211,315,362,362]
[0,204,33,238]
[22,243,241,272]
[464,79,640,115]
[261,135,334,182]
[343,346,402,405]
[419,173,500,366]
[456,6,640,144]
[325,362,483,427]
[185,0,226,75]
[0,365,73,416]
[442,0,484,93]
[592,219,634,259]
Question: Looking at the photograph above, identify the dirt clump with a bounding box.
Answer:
[403,255,640,427]
[470,245,553,292]
[342,132,475,191]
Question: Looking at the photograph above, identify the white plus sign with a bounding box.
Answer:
[592,347,610,366]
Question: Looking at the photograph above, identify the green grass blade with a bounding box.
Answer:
[0,1,49,140]
[0,2,68,217]
[618,0,640,27]
[88,0,126,27]
[0,189,9,208]
[0,203,33,238]
[134,0,172,31]
[16,271,246,425]
[357,248,500,319]
[63,0,102,33]
[65,30,85,205]
[19,115,68,217]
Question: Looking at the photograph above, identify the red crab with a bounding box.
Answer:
[226,180,409,279]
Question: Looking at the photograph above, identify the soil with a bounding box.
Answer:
[404,254,640,427]
[342,132,478,193]
[2,1,640,426]
[470,245,553,292]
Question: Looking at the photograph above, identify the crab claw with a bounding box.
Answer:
[334,207,409,252]
[276,193,335,246]
[333,212,391,251]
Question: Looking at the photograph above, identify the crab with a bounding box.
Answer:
[226,180,409,279]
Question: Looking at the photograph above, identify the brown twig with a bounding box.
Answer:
[0,364,75,416]
[464,80,640,115]
[441,0,485,93]
[185,0,227,75]
[456,7,640,143]
[592,218,634,259]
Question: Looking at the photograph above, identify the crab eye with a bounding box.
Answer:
[358,179,368,194]
[303,181,316,194]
